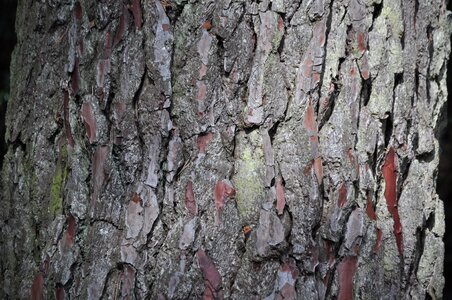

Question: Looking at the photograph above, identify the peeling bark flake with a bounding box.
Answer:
[113,5,128,48]
[374,228,383,253]
[197,30,212,65]
[275,177,285,215]
[65,214,77,248]
[366,195,376,221]
[131,192,141,203]
[121,265,136,299]
[338,183,347,208]
[199,64,208,79]
[303,99,317,134]
[357,31,367,54]
[322,240,336,286]
[347,148,359,174]
[276,259,299,300]
[74,2,82,22]
[243,225,252,241]
[31,273,44,300]
[95,59,110,103]
[197,132,213,154]
[71,57,80,95]
[196,81,207,102]
[40,260,49,276]
[91,146,108,207]
[214,180,235,224]
[102,31,113,60]
[130,0,142,30]
[184,181,197,217]
[303,100,323,184]
[202,20,212,30]
[366,194,383,253]
[55,286,65,300]
[81,102,96,143]
[310,244,320,272]
[313,157,323,184]
[359,54,370,80]
[196,249,223,300]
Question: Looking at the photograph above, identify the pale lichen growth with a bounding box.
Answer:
[367,72,393,118]
[388,39,403,74]
[381,1,404,38]
[234,131,265,221]
[49,145,69,217]
[368,14,387,73]
[49,165,67,217]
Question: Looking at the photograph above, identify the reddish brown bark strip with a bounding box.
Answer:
[197,132,213,154]
[214,180,235,224]
[130,0,142,30]
[31,273,44,300]
[337,256,358,300]
[184,181,197,217]
[63,91,75,147]
[55,286,65,300]
[81,102,96,144]
[113,5,128,48]
[338,183,347,208]
[196,249,222,300]
[275,176,285,215]
[382,148,403,255]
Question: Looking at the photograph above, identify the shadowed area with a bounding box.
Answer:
[438,6,452,295]
[0,0,17,167]
[439,2,452,298]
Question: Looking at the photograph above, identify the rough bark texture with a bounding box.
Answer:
[1,0,450,299]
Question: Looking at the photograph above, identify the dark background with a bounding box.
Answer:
[0,0,16,168]
[0,0,450,296]
[440,0,452,296]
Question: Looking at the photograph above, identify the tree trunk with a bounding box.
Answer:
[1,0,450,299]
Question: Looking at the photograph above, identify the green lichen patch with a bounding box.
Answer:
[49,165,66,217]
[368,14,387,73]
[366,72,393,118]
[49,144,69,217]
[381,1,404,39]
[271,28,284,53]
[233,131,265,222]
[387,39,403,74]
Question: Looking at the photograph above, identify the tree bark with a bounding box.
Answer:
[1,0,450,299]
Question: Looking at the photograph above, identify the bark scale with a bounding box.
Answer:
[0,0,450,299]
